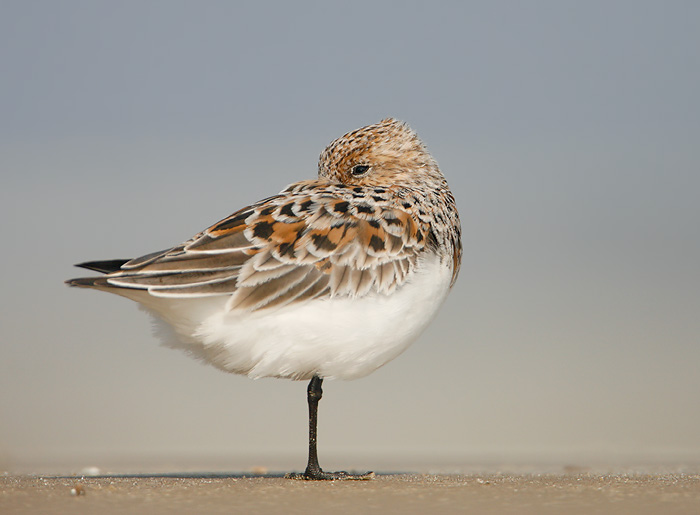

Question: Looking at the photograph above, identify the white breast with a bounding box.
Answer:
[140,253,453,381]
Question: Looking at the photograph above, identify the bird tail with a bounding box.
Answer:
[65,259,131,288]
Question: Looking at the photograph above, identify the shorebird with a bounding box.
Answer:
[67,118,462,479]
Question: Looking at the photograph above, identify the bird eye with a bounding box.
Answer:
[351,164,370,176]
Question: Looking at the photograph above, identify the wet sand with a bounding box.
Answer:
[3,471,700,515]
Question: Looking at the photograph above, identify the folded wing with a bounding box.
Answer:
[67,183,428,312]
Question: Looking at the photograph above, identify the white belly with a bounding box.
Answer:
[138,253,452,380]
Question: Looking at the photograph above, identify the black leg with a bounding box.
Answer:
[286,375,374,480]
[304,375,324,477]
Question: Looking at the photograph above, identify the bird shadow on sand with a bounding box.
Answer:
[48,471,402,480]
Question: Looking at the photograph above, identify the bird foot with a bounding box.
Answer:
[286,469,375,481]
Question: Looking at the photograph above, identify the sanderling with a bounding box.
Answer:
[67,118,462,480]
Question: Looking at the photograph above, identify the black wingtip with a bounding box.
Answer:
[74,259,131,274]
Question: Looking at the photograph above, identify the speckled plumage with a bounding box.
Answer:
[68,118,462,381]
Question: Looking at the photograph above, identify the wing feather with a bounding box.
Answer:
[147,276,240,298]
[71,182,429,311]
[229,265,312,310]
[106,269,239,288]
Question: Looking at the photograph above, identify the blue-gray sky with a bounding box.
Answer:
[1,0,699,472]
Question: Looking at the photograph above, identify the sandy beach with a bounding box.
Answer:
[3,470,700,515]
